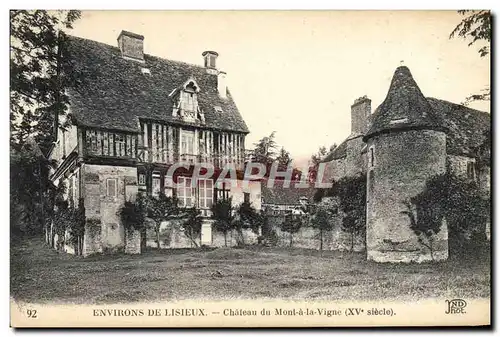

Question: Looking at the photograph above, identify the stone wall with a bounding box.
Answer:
[448,154,491,196]
[324,157,346,183]
[125,229,141,254]
[81,164,138,254]
[448,155,474,179]
[345,136,367,178]
[212,228,259,247]
[145,219,259,249]
[83,220,103,256]
[51,122,78,164]
[366,129,448,263]
[324,139,367,185]
[266,215,365,251]
[479,165,491,197]
[448,155,491,242]
[145,219,198,248]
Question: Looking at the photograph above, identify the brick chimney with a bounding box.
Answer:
[117,30,144,61]
[351,96,371,135]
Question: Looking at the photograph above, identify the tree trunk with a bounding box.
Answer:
[188,233,199,248]
[429,239,434,261]
[320,229,323,251]
[238,229,245,246]
[290,234,293,247]
[156,224,161,250]
[141,227,147,251]
[224,232,227,247]
[350,232,354,252]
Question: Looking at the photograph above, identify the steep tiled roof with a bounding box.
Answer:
[63,35,249,133]
[427,98,490,157]
[261,180,316,205]
[325,66,490,165]
[364,66,445,140]
[322,140,348,162]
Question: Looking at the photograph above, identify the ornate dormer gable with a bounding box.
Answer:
[170,77,205,123]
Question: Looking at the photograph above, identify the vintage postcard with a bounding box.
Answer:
[10,10,491,328]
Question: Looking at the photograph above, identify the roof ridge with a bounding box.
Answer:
[66,34,210,72]
[426,97,489,116]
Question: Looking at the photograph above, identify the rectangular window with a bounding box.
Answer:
[164,187,173,197]
[126,135,133,157]
[199,179,214,210]
[209,55,216,68]
[244,192,250,204]
[187,92,194,111]
[138,174,146,186]
[164,174,173,197]
[116,134,126,157]
[182,91,195,112]
[72,174,78,205]
[181,130,195,156]
[152,172,161,197]
[369,147,375,168]
[109,133,115,156]
[216,181,230,201]
[466,161,477,181]
[86,130,98,154]
[103,132,109,156]
[177,176,195,208]
[106,178,117,197]
[91,131,98,152]
[368,170,375,195]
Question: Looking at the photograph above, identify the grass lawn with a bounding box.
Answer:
[11,237,490,304]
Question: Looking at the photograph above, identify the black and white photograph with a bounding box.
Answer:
[9,9,491,327]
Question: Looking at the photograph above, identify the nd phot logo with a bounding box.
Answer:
[445,299,467,314]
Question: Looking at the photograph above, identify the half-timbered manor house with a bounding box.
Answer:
[48,30,261,255]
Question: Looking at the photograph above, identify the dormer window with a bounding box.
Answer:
[183,91,195,111]
[171,78,203,122]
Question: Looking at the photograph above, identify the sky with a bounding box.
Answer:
[68,10,490,165]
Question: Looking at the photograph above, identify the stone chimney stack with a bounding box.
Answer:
[202,50,218,69]
[218,71,227,99]
[351,96,371,135]
[117,30,144,61]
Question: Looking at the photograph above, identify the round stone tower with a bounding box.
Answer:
[363,66,448,263]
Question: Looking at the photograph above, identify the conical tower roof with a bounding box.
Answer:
[364,66,446,141]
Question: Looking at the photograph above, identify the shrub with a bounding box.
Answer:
[119,193,147,234]
[321,174,366,251]
[181,207,202,247]
[211,198,234,247]
[281,214,303,247]
[401,173,490,259]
